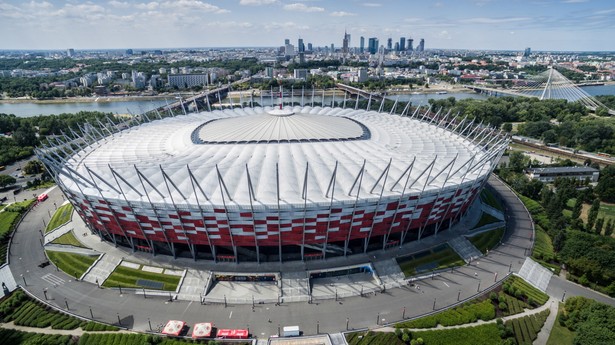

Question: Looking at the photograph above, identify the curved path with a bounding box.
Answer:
[8,176,534,338]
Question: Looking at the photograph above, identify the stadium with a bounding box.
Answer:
[37,101,508,263]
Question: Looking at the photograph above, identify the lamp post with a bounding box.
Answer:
[346,318,349,330]
[148,318,152,331]
[402,307,406,319]
[457,290,461,301]
[43,288,48,300]
[117,313,121,326]
[477,280,481,292]
[64,298,69,310]
[89,306,93,319]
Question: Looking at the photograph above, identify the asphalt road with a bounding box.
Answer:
[6,175,572,338]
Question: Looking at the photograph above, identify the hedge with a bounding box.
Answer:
[505,309,550,345]
[396,299,495,329]
[412,323,501,345]
[0,329,72,345]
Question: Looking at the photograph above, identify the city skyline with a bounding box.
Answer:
[0,0,614,51]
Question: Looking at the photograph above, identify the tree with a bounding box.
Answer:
[23,160,44,175]
[0,174,16,188]
[587,199,601,231]
[571,197,583,220]
[12,125,38,147]
[596,165,615,203]
[605,219,614,237]
[595,218,605,235]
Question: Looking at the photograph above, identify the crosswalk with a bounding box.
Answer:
[41,273,65,286]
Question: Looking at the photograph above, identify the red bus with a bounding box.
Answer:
[216,328,249,339]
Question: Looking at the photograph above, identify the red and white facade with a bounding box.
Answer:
[38,104,508,263]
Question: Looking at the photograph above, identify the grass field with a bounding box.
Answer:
[46,251,98,279]
[45,203,73,233]
[102,263,180,291]
[572,197,615,226]
[546,303,575,345]
[504,276,549,306]
[532,225,556,262]
[481,188,503,211]
[468,227,504,254]
[0,199,35,266]
[472,212,502,229]
[396,244,465,277]
[50,231,89,249]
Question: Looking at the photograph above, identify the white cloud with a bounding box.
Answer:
[362,2,382,7]
[239,0,277,5]
[135,2,159,10]
[330,11,356,17]
[159,0,229,14]
[461,17,531,24]
[108,1,130,8]
[283,3,324,12]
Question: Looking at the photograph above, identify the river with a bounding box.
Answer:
[1,84,614,117]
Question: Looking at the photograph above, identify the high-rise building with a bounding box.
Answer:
[408,38,414,52]
[298,38,305,52]
[125,49,133,55]
[386,38,392,51]
[307,43,313,51]
[399,37,406,51]
[417,38,425,52]
[524,47,531,57]
[360,36,365,53]
[394,42,400,51]
[368,37,378,54]
[342,30,350,54]
[330,43,335,53]
[284,39,290,45]
[67,48,75,57]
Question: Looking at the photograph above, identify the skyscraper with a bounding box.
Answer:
[298,38,305,52]
[67,48,75,57]
[524,47,531,57]
[417,38,425,52]
[399,37,406,51]
[360,36,365,53]
[368,37,378,54]
[387,38,392,51]
[408,38,414,52]
[285,39,290,45]
[342,30,350,54]
[307,43,313,52]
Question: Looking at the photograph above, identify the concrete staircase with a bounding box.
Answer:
[81,253,122,284]
[177,269,210,301]
[448,236,483,263]
[517,257,553,292]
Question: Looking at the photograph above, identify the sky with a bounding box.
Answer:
[0,0,613,51]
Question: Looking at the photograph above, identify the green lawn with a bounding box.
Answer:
[46,251,98,279]
[472,212,502,229]
[468,227,505,254]
[102,263,180,291]
[503,276,549,306]
[396,244,465,277]
[396,299,495,329]
[546,303,575,345]
[50,231,89,249]
[481,188,503,211]
[45,203,73,233]
[0,199,35,266]
[533,225,555,262]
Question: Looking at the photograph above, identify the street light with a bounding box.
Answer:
[43,288,48,300]
[316,321,319,334]
[20,274,27,286]
[89,306,94,319]
[477,280,481,292]
[457,290,461,301]
[433,298,437,310]
[346,318,349,330]
[402,307,406,319]
[117,313,122,326]
[64,298,69,310]
[148,318,152,331]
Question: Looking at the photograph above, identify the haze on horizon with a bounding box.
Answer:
[0,0,614,52]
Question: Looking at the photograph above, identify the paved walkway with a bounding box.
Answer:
[534,299,559,345]
[374,296,557,333]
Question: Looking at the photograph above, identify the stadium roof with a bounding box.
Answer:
[57,106,499,207]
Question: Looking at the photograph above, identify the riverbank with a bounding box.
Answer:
[0,95,179,104]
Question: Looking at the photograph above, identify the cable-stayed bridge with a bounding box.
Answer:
[464,67,614,115]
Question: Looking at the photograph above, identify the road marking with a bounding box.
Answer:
[229,311,233,319]
[442,281,450,288]
[41,274,64,286]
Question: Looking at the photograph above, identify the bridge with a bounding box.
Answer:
[464,67,615,115]
[336,83,384,100]
[155,77,252,115]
